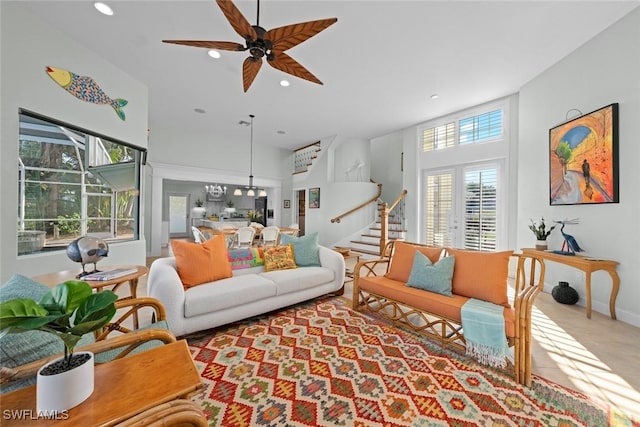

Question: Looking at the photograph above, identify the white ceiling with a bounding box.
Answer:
[19,1,639,150]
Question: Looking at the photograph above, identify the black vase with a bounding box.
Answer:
[551,281,579,305]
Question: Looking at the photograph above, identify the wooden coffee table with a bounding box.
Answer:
[1,340,202,426]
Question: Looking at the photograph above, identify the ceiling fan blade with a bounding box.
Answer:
[267,18,337,53]
[162,40,246,51]
[268,52,322,85]
[216,0,257,42]
[243,57,263,92]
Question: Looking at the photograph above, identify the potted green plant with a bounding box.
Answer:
[193,198,206,218]
[529,217,556,250]
[247,210,262,222]
[0,280,117,412]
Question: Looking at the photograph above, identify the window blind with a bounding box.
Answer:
[459,109,502,144]
[422,122,455,152]
[463,167,497,251]
[425,172,453,247]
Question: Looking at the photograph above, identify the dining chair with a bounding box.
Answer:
[235,227,256,248]
[191,227,208,243]
[288,223,300,237]
[260,226,280,247]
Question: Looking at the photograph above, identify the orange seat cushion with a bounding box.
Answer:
[171,235,233,288]
[386,241,443,283]
[358,276,515,338]
[446,248,513,307]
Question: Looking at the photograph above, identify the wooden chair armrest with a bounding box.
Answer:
[353,258,390,280]
[114,399,207,427]
[1,329,176,386]
[95,297,167,340]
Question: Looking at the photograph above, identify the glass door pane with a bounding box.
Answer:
[169,194,188,236]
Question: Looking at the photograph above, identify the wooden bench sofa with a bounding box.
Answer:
[352,241,544,387]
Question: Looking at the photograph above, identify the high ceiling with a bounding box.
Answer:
[18,1,639,150]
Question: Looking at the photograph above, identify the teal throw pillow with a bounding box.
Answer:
[406,252,455,297]
[280,232,320,267]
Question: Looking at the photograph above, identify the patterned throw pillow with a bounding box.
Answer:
[406,252,455,296]
[263,245,298,272]
[171,234,233,288]
[227,247,265,270]
[280,232,320,267]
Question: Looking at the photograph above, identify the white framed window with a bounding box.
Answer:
[419,97,512,251]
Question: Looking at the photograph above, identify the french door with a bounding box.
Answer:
[423,162,502,250]
[166,192,190,238]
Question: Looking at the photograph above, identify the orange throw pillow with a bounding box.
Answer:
[446,248,513,307]
[386,241,443,283]
[263,244,298,272]
[171,235,232,288]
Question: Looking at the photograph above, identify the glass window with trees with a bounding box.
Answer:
[17,110,145,255]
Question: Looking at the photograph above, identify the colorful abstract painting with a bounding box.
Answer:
[549,103,618,205]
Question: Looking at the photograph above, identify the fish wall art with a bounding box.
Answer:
[46,66,127,121]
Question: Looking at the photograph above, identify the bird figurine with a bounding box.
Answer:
[66,236,109,277]
[553,219,583,255]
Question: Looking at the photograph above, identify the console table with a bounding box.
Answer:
[1,340,202,426]
[521,248,620,319]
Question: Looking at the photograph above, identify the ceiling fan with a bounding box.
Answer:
[163,0,337,92]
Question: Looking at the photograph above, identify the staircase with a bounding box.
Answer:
[293,141,321,175]
[347,201,407,257]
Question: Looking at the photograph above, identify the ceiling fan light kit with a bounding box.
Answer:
[163,0,337,91]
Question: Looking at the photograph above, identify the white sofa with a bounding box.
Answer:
[147,246,345,337]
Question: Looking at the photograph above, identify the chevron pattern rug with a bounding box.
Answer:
[187,297,618,426]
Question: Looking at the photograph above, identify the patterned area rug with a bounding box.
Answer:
[187,297,618,426]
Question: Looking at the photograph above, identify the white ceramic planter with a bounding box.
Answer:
[37,351,94,413]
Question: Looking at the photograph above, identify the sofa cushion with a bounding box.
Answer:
[263,245,297,272]
[407,252,454,296]
[184,274,277,318]
[446,248,513,307]
[280,232,320,267]
[228,247,265,270]
[358,275,515,338]
[171,235,232,288]
[386,241,443,282]
[261,267,335,295]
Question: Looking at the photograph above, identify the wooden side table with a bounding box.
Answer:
[521,248,620,319]
[1,340,202,426]
[32,265,148,329]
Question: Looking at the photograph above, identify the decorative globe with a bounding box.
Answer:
[66,236,109,277]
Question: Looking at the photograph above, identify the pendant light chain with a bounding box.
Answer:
[249,114,255,189]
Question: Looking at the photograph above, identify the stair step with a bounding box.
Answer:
[370,227,406,233]
[350,239,380,247]
[347,247,381,256]
[361,234,399,240]
[292,169,308,175]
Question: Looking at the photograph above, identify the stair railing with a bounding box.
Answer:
[330,183,382,224]
[293,141,321,174]
[379,190,408,255]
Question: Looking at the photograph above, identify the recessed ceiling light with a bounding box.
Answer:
[430,94,439,99]
[277,130,286,135]
[280,80,290,87]
[194,108,206,114]
[94,2,113,16]
[207,50,221,59]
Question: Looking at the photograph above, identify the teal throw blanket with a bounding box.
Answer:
[461,298,509,368]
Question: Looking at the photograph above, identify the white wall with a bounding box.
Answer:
[518,8,640,326]
[0,4,149,281]
[371,131,404,202]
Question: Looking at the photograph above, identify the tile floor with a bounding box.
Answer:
[142,251,640,419]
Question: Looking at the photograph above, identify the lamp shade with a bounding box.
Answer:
[259,189,267,197]
[233,188,242,196]
[247,189,255,197]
